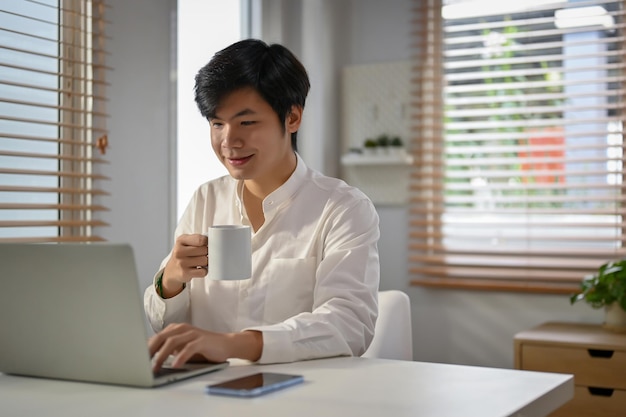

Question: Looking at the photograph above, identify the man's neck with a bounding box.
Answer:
[243,153,297,201]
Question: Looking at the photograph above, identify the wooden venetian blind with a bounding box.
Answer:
[410,0,626,293]
[0,0,110,243]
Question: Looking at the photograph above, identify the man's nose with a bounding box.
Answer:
[221,125,242,148]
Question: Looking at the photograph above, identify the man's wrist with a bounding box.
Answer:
[227,331,263,362]
[156,272,185,299]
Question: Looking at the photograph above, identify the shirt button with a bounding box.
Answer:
[241,289,248,297]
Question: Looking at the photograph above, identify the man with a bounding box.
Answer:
[145,39,380,371]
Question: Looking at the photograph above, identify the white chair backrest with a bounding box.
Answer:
[362,290,413,360]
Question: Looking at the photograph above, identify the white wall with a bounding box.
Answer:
[103,0,604,367]
[103,0,176,294]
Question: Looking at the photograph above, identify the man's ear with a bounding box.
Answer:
[286,106,303,133]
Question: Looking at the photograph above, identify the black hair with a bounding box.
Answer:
[194,39,310,152]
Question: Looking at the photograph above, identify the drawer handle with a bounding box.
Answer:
[587,349,614,358]
[588,387,614,397]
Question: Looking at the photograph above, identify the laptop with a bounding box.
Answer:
[0,242,228,387]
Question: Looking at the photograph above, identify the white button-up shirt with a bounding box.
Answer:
[144,154,380,364]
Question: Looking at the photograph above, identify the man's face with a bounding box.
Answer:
[209,87,301,190]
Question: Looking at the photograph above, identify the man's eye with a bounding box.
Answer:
[211,122,223,128]
[241,121,256,126]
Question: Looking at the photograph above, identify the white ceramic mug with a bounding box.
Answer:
[207,225,251,280]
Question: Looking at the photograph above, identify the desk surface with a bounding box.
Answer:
[0,357,572,417]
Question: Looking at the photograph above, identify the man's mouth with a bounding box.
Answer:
[226,155,253,166]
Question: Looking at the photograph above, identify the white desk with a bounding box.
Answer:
[0,357,572,417]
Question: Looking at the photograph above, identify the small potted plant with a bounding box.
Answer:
[390,136,403,148]
[570,259,626,332]
[376,134,390,146]
[371,134,389,155]
[389,136,405,157]
[363,138,378,156]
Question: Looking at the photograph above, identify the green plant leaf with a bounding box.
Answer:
[571,259,626,309]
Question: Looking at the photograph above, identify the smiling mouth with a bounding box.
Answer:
[226,155,253,166]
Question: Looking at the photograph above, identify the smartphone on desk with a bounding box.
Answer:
[205,372,304,397]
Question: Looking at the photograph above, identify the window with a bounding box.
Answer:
[0,0,109,242]
[176,0,242,219]
[410,0,626,293]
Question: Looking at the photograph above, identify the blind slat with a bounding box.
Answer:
[0,132,104,146]
[411,266,585,281]
[0,185,109,195]
[409,242,626,258]
[0,79,108,100]
[0,43,112,70]
[444,142,611,154]
[443,117,622,130]
[411,218,625,226]
[0,114,108,132]
[0,220,109,227]
[445,23,626,47]
[0,203,108,210]
[0,24,111,46]
[427,183,623,192]
[446,103,622,118]
[0,149,108,163]
[0,236,106,243]
[410,277,580,294]
[443,75,625,94]
[410,207,625,215]
[0,62,110,86]
[445,89,620,106]
[438,128,620,141]
[410,232,626,243]
[411,254,604,270]
[0,168,109,179]
[412,168,621,179]
[0,96,109,116]
[446,34,625,56]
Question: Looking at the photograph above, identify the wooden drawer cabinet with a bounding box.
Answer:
[550,386,626,417]
[515,322,626,417]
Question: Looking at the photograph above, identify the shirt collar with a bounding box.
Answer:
[262,152,307,215]
[235,152,308,218]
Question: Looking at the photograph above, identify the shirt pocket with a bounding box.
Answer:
[263,257,317,324]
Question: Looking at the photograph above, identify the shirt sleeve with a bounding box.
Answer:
[144,178,230,332]
[143,188,202,332]
[244,196,380,364]
[143,267,191,332]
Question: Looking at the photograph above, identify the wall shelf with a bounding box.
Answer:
[340,61,413,206]
[341,152,414,166]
